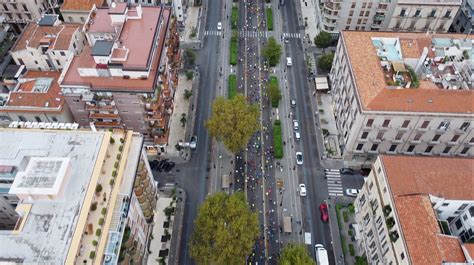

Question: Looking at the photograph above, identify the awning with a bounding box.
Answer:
[315,77,329,90]
[392,62,407,72]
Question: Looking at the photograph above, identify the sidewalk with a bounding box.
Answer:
[299,0,319,44]
[180,6,203,49]
[326,196,354,265]
[316,93,342,159]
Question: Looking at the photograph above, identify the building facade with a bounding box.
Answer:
[0,0,55,33]
[450,0,474,33]
[317,0,461,35]
[354,155,473,264]
[10,15,86,71]
[60,0,105,24]
[0,71,74,125]
[329,31,474,166]
[60,3,181,147]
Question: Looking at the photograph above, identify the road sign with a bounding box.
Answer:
[305,232,311,245]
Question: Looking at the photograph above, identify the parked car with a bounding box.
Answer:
[286,57,292,66]
[345,189,360,197]
[319,203,329,222]
[190,135,197,149]
[290,99,296,108]
[296,152,303,165]
[217,22,222,31]
[299,184,307,197]
[340,168,354,175]
[295,131,301,141]
[293,120,299,130]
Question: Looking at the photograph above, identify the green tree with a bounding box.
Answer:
[189,192,259,265]
[267,76,281,108]
[262,37,282,67]
[314,31,332,49]
[318,52,335,72]
[184,49,196,65]
[278,244,315,265]
[206,94,260,153]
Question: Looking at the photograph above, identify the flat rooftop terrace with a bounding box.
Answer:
[0,129,106,263]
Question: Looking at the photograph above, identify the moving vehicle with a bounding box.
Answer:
[217,22,222,31]
[314,244,329,265]
[286,57,292,66]
[346,189,360,197]
[294,131,301,141]
[296,152,303,165]
[340,168,354,175]
[190,135,197,149]
[319,203,329,222]
[299,184,307,197]
[290,99,296,108]
[293,120,299,130]
[284,36,290,43]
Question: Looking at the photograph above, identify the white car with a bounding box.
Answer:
[293,120,299,130]
[346,189,360,197]
[286,57,292,66]
[190,135,197,149]
[299,184,307,197]
[295,131,301,141]
[290,99,296,108]
[217,22,222,31]
[296,152,303,165]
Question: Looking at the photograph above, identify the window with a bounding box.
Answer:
[438,121,450,130]
[389,144,397,152]
[369,182,374,190]
[347,18,352,24]
[80,17,85,23]
[60,51,66,56]
[362,2,366,8]
[368,3,372,8]
[68,17,73,22]
[359,194,366,206]
[34,60,39,65]
[401,252,405,260]
[19,116,27,122]
[26,13,32,20]
[2,4,8,11]
[351,2,356,8]
[34,116,41,122]
[382,119,390,128]
[22,4,28,11]
[421,120,430,129]
[17,58,24,65]
[376,132,384,140]
[425,145,433,153]
[356,143,364,151]
[461,147,470,155]
[73,43,76,49]
[432,134,441,142]
[442,202,450,206]
[458,204,469,211]
[395,132,404,140]
[366,119,374,127]
[470,137,474,143]
[56,60,61,66]
[414,9,421,17]
[460,122,470,131]
[359,11,364,16]
[349,10,354,16]
[443,146,451,154]
[357,18,362,24]
[51,117,58,122]
[451,135,460,143]
[400,120,409,128]
[371,144,379,151]
[400,9,406,17]
[429,9,437,17]
[414,133,423,141]
[444,10,451,18]
[455,219,462,229]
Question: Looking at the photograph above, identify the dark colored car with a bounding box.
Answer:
[340,168,354,175]
[319,203,329,223]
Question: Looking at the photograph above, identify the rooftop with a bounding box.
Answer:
[11,22,81,52]
[380,155,474,264]
[0,71,65,112]
[340,31,474,114]
[61,0,104,11]
[0,129,106,263]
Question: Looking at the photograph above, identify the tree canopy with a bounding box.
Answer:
[318,52,335,72]
[314,31,332,49]
[278,244,315,265]
[262,37,282,67]
[206,94,260,153]
[189,192,259,265]
[267,76,281,108]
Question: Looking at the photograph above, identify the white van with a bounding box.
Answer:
[286,57,292,66]
[315,244,329,265]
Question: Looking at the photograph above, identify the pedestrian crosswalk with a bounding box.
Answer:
[282,32,301,39]
[325,169,343,197]
[239,30,269,38]
[204,30,222,36]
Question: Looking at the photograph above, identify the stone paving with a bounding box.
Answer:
[316,93,342,159]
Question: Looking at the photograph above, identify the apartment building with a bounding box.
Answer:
[60,0,105,24]
[0,128,157,264]
[329,31,474,166]
[317,0,461,35]
[10,15,86,71]
[60,3,181,147]
[451,0,474,33]
[0,71,73,125]
[0,0,55,33]
[354,155,474,264]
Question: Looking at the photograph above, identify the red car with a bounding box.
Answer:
[319,203,329,223]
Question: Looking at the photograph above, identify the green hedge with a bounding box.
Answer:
[343,210,349,223]
[231,7,238,30]
[268,76,281,108]
[230,34,238,66]
[349,244,355,256]
[273,120,283,159]
[341,235,347,255]
[228,74,237,99]
[266,8,273,31]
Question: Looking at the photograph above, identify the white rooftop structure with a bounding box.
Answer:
[0,129,106,263]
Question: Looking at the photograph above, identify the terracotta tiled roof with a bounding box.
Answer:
[381,155,474,200]
[1,71,64,112]
[12,23,82,52]
[61,0,104,11]
[464,244,474,260]
[340,31,474,114]
[395,195,467,265]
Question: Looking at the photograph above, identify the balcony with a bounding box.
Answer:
[94,121,121,127]
[90,112,120,120]
[389,231,399,242]
[85,102,116,111]
[386,216,395,229]
[383,205,392,217]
